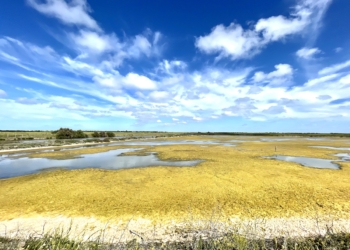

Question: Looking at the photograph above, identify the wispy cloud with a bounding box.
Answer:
[296,47,321,60]
[27,0,101,31]
[318,60,350,75]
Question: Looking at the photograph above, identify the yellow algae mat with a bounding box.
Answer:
[1,136,350,225]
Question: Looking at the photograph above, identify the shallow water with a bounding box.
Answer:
[19,136,128,144]
[0,148,203,179]
[334,153,350,161]
[264,155,342,170]
[260,138,292,142]
[108,140,236,146]
[310,146,350,150]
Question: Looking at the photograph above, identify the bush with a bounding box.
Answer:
[92,131,115,138]
[55,128,88,139]
[106,132,115,137]
[91,132,100,138]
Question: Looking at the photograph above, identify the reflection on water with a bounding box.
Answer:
[264,155,345,170]
[21,140,237,154]
[109,140,236,146]
[0,148,203,179]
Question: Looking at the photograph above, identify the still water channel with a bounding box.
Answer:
[0,148,203,179]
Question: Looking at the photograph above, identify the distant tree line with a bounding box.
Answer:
[195,132,350,137]
[52,128,88,139]
[91,131,115,138]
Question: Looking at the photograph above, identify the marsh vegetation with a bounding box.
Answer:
[1,135,350,248]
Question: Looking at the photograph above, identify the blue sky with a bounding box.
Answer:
[0,0,350,132]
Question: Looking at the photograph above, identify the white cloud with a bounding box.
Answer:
[296,47,321,59]
[70,30,118,54]
[149,91,170,102]
[128,35,152,58]
[339,74,350,85]
[252,64,293,86]
[92,75,120,88]
[193,116,203,121]
[0,52,19,61]
[195,0,332,61]
[304,73,338,87]
[255,15,307,42]
[124,73,157,90]
[157,119,161,122]
[27,0,101,31]
[158,60,187,73]
[195,23,262,60]
[172,118,179,121]
[0,89,6,97]
[63,56,104,76]
[318,60,350,75]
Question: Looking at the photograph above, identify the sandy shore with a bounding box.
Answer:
[0,142,106,154]
[1,215,350,243]
[0,136,177,154]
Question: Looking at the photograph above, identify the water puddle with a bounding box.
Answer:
[108,140,236,146]
[0,148,203,179]
[306,138,328,141]
[43,140,237,151]
[334,153,350,161]
[310,146,350,151]
[260,138,292,142]
[263,154,350,170]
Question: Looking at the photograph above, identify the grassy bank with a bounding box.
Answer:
[1,226,350,249]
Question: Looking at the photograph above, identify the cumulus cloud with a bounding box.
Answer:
[124,73,157,90]
[128,35,152,58]
[296,47,321,59]
[4,0,350,127]
[27,0,101,31]
[255,15,307,42]
[195,23,262,60]
[69,30,119,54]
[196,0,332,61]
[252,64,293,86]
